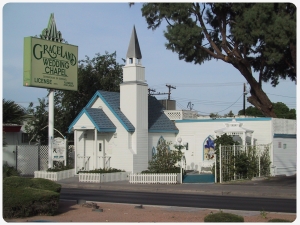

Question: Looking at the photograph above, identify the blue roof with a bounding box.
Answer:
[87,90,135,132]
[68,108,116,133]
[85,108,116,132]
[68,90,178,134]
[148,96,178,133]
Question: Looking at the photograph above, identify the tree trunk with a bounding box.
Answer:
[233,62,277,118]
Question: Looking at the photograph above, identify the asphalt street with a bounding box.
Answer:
[57,174,296,199]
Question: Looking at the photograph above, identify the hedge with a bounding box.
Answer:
[204,212,244,222]
[3,176,61,218]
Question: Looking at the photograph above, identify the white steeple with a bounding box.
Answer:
[120,26,148,173]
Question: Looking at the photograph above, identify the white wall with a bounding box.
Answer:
[273,137,297,176]
[175,118,274,171]
[73,97,135,173]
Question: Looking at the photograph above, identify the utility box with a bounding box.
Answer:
[159,100,176,110]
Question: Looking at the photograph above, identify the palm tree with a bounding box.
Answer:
[3,99,26,124]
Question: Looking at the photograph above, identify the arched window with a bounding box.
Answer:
[152,136,170,157]
[157,136,165,146]
[152,147,156,157]
[203,136,215,161]
[157,136,170,152]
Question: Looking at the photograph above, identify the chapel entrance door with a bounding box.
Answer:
[97,140,105,169]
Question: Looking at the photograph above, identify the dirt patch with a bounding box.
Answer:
[4,200,296,223]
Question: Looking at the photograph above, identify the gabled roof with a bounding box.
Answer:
[68,108,116,133]
[68,90,178,134]
[86,90,135,132]
[85,108,116,132]
[148,96,178,133]
[126,26,142,59]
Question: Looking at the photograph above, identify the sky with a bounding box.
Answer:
[1,1,298,116]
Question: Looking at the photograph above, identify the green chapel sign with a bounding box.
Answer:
[23,13,78,91]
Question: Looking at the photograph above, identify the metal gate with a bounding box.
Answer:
[15,145,48,176]
[217,144,272,183]
[15,144,74,176]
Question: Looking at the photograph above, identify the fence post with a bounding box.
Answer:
[180,158,183,184]
[233,144,236,180]
[214,153,217,183]
[38,142,41,171]
[219,144,222,184]
[15,145,18,170]
[258,147,261,177]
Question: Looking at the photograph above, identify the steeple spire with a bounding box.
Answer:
[126,26,142,60]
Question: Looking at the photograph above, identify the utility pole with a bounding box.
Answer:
[166,84,176,100]
[148,88,168,96]
[148,88,156,95]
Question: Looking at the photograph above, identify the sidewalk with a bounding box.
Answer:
[56,175,296,199]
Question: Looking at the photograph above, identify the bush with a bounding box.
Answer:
[47,161,73,172]
[3,162,20,178]
[141,166,183,174]
[147,140,184,173]
[77,167,125,174]
[3,177,61,218]
[3,176,61,193]
[268,218,292,222]
[204,212,244,222]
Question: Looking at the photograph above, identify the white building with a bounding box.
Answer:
[68,26,297,176]
[68,26,178,174]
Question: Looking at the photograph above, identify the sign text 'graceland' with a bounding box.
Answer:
[23,37,78,91]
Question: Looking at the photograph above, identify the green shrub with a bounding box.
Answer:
[77,167,125,174]
[3,177,61,218]
[204,212,244,222]
[268,218,292,222]
[47,161,73,172]
[141,167,183,174]
[3,162,20,178]
[3,176,61,193]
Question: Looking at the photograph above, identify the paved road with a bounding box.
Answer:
[57,175,296,199]
[60,188,296,213]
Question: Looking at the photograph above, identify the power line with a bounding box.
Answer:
[149,82,244,89]
[266,93,296,98]
[191,94,243,115]
[173,93,244,115]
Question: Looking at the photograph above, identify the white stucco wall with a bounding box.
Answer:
[72,97,135,173]
[273,136,297,176]
[175,118,274,171]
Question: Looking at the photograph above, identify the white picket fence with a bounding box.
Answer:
[79,172,130,183]
[34,169,75,181]
[129,173,179,184]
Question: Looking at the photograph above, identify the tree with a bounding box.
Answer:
[25,51,124,143]
[54,51,124,140]
[238,106,263,117]
[224,110,235,117]
[238,102,296,119]
[146,140,184,173]
[2,99,26,146]
[3,99,26,124]
[24,98,49,144]
[209,112,220,118]
[140,3,296,117]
